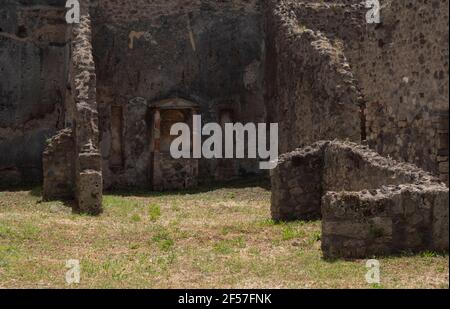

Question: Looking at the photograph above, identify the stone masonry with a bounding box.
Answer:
[271,140,449,258]
[0,0,448,224]
[266,0,449,183]
[43,2,102,215]
[42,128,75,201]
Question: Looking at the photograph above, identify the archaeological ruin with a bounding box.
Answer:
[0,0,448,257]
[271,140,448,258]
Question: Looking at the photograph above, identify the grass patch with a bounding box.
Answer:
[0,182,447,288]
[148,204,161,221]
[280,223,306,241]
[130,214,141,222]
[151,227,174,252]
[213,237,246,255]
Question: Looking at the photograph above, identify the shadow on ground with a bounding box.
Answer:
[106,176,271,198]
[1,176,271,199]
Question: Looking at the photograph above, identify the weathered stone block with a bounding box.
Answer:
[76,170,103,215]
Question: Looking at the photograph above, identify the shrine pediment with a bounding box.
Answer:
[149,97,200,110]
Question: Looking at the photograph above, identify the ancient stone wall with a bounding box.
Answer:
[265,0,363,154]
[322,141,433,192]
[270,142,326,221]
[90,0,266,188]
[271,140,448,258]
[346,0,449,184]
[43,2,102,215]
[322,182,448,258]
[160,154,198,191]
[42,128,75,200]
[267,0,449,182]
[0,1,68,187]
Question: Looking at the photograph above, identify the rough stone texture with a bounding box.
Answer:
[265,0,364,154]
[42,128,75,201]
[0,1,67,187]
[91,0,266,188]
[271,142,326,221]
[322,184,448,259]
[43,2,102,215]
[160,154,199,191]
[70,6,102,215]
[348,0,449,183]
[266,0,449,183]
[271,140,449,258]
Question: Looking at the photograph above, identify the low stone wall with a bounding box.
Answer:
[271,140,449,258]
[322,184,448,258]
[271,142,326,221]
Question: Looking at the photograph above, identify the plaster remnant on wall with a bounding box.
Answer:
[187,18,196,52]
[128,31,157,49]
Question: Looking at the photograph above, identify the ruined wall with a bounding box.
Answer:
[42,128,74,200]
[270,0,449,181]
[322,183,448,258]
[265,0,362,154]
[271,140,448,258]
[43,2,102,214]
[270,142,325,221]
[70,7,102,215]
[0,0,67,187]
[1,0,447,194]
[90,0,265,189]
[266,0,449,181]
[322,141,433,192]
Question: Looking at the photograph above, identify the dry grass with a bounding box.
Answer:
[0,180,448,289]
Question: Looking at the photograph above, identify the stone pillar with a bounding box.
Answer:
[152,108,163,190]
[71,10,103,215]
